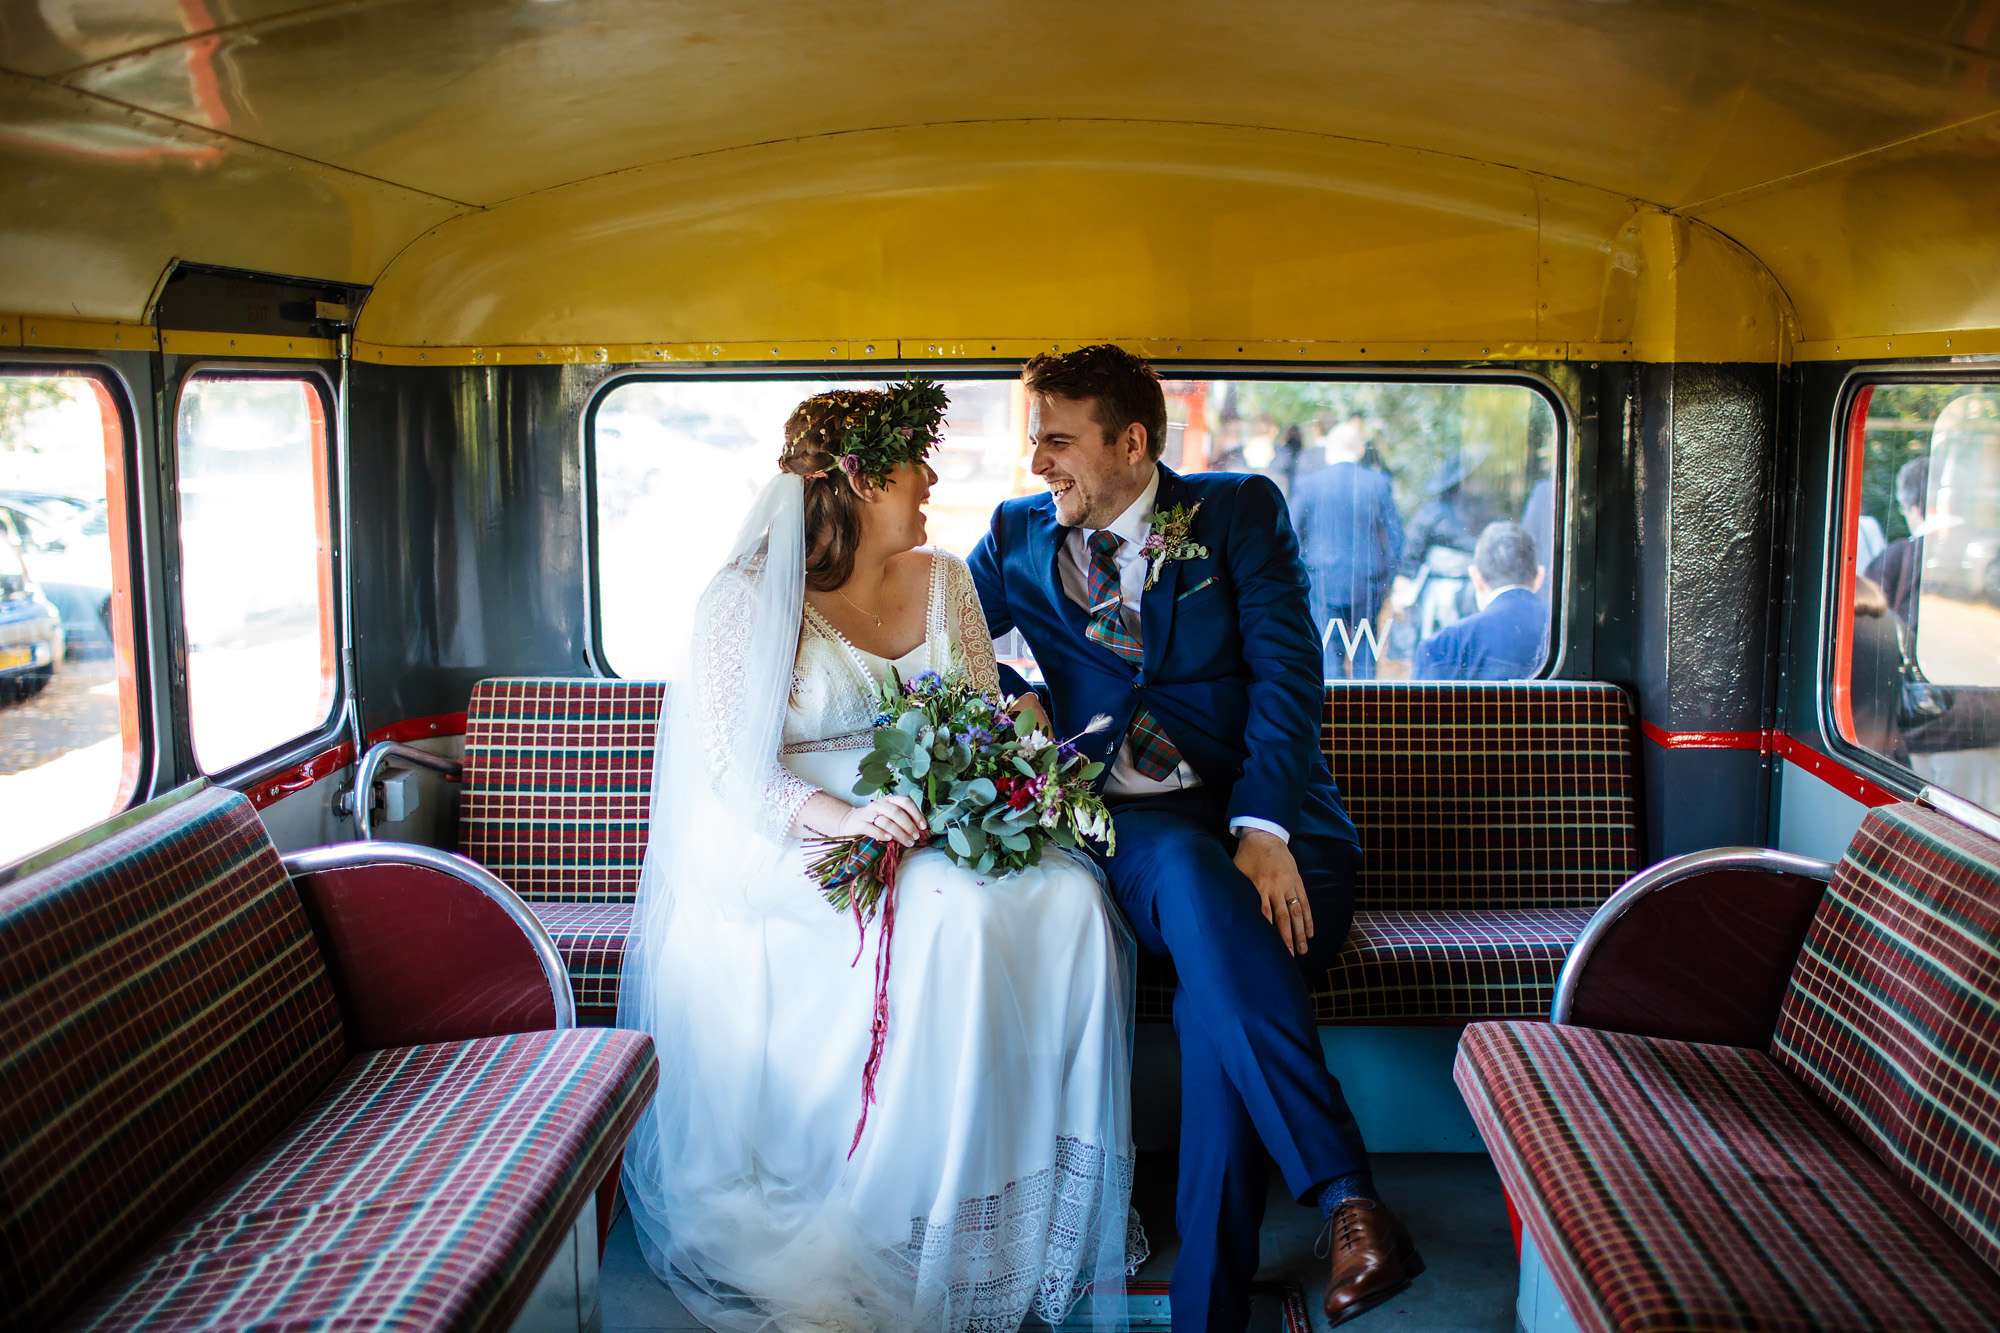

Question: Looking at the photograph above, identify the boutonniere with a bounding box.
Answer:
[1141,501,1209,590]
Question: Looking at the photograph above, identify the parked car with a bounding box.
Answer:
[0,500,113,655]
[0,534,64,702]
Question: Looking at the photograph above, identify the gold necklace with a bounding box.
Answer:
[832,586,884,628]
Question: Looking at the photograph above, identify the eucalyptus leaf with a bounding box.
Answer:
[898,711,926,737]
[1080,761,1105,781]
[947,826,972,858]
[1011,756,1038,778]
[909,747,931,779]
[964,778,997,806]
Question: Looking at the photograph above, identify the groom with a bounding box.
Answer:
[969,346,1421,1331]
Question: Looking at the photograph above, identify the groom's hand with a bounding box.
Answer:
[1235,829,1314,957]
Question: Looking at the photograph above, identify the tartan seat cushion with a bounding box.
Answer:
[528,900,632,1022]
[1325,682,1641,911]
[68,1028,659,1332]
[1772,802,2000,1274]
[1457,1020,2000,1331]
[460,677,667,905]
[0,787,348,1328]
[1314,906,1592,1021]
[1134,907,1593,1023]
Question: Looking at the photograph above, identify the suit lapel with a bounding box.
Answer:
[1139,466,1188,673]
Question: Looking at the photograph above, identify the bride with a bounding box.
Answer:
[618,382,1144,1332]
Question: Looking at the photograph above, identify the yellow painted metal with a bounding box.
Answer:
[1694,112,2000,346]
[39,1,2000,212]
[1,1,1995,357]
[1794,330,2000,363]
[357,340,862,367]
[354,121,1609,349]
[0,71,466,325]
[17,316,157,353]
[0,315,18,347]
[1622,214,1794,365]
[159,330,337,359]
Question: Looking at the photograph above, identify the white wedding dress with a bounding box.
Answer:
[619,475,1142,1333]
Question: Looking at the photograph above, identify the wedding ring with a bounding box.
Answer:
[1286,897,1300,906]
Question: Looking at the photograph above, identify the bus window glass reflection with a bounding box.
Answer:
[592,375,1557,684]
[0,372,139,864]
[1840,384,2000,813]
[175,374,337,774]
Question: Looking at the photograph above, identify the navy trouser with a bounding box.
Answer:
[1095,787,1369,1333]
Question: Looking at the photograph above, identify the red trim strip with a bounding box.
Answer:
[366,711,469,746]
[1639,721,1901,808]
[246,740,355,810]
[1768,733,1901,808]
[1638,720,1766,751]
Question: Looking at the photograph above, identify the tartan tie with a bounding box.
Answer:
[1083,530,1183,780]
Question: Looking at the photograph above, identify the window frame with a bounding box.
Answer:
[1822,366,2000,801]
[167,362,345,784]
[581,363,1572,683]
[0,356,153,827]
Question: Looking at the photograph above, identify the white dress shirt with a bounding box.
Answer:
[1058,467,1290,844]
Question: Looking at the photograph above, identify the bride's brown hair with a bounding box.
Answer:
[779,388,885,591]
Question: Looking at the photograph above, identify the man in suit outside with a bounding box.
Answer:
[1289,413,1403,678]
[1414,521,1548,680]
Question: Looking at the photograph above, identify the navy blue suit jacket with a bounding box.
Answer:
[968,467,1359,850]
[1414,586,1547,681]
[1288,461,1403,616]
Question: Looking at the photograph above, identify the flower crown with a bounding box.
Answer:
[798,378,949,486]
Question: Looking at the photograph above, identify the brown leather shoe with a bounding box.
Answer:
[1320,1197,1424,1324]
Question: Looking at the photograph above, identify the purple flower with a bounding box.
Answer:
[1059,741,1082,760]
[839,454,862,476]
[895,425,915,441]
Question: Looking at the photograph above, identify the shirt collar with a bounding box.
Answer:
[1082,466,1161,552]
[1476,583,1530,611]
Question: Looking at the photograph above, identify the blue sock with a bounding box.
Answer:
[1319,1171,1377,1217]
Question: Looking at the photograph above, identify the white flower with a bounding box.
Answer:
[1017,730,1053,755]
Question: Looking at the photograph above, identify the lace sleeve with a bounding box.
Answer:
[944,554,1003,698]
[691,562,820,838]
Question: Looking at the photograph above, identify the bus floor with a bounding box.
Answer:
[597,1152,1516,1330]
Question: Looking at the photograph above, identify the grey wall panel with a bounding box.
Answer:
[348,363,608,729]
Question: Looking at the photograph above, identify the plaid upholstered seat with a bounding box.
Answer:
[1136,682,1641,1022]
[456,678,1637,1025]
[0,785,660,1330]
[1457,803,2000,1330]
[69,1028,655,1331]
[457,677,666,1022]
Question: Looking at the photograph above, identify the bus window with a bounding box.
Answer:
[591,374,1558,684]
[1836,383,2000,813]
[175,374,337,774]
[0,371,141,865]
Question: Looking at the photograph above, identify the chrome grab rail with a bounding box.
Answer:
[281,841,574,1029]
[346,740,463,840]
[1550,846,1835,1025]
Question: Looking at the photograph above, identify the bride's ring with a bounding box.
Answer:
[1286,897,1300,906]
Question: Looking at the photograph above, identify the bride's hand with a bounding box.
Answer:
[1007,692,1051,737]
[837,794,927,847]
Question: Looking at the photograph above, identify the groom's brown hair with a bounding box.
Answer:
[1022,345,1169,462]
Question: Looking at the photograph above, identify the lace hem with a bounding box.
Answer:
[781,731,875,755]
[902,1135,1143,1331]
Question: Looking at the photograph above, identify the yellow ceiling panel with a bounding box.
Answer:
[355,120,1673,352]
[1693,110,2000,343]
[44,0,2000,209]
[0,1,317,78]
[0,70,467,323]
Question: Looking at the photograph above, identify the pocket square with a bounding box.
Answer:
[1176,575,1219,603]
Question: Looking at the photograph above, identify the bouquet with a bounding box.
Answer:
[809,667,1118,1153]
[807,668,1116,925]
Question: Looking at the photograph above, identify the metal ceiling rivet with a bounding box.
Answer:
[864,344,876,354]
